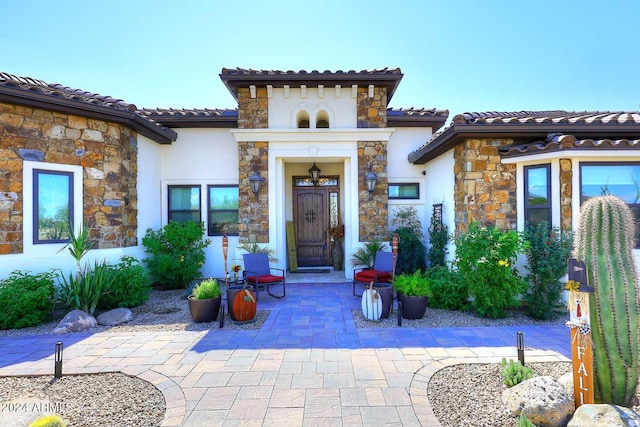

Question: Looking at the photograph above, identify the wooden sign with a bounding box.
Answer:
[286,221,298,272]
[566,258,594,408]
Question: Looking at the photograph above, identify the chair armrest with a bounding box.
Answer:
[353,266,371,274]
[269,267,285,276]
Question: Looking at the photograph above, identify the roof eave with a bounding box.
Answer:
[0,87,177,144]
[409,123,640,164]
[219,72,403,102]
[388,114,448,131]
[146,116,239,129]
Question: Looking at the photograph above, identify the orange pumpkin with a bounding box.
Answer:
[232,289,256,322]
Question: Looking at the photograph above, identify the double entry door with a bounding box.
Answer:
[293,182,339,267]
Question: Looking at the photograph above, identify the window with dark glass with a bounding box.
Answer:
[389,183,419,199]
[33,169,73,243]
[168,185,201,223]
[524,165,551,226]
[581,162,640,247]
[208,185,239,236]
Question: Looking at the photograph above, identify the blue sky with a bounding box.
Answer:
[2,0,639,120]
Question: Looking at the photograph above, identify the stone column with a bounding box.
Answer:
[358,141,388,241]
[559,158,572,231]
[237,87,269,242]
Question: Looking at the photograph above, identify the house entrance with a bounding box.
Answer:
[292,176,340,267]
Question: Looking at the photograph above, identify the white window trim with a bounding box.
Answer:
[23,161,83,256]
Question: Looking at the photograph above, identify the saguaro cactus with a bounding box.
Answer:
[574,195,639,405]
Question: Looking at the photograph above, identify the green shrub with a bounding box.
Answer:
[393,269,431,297]
[191,278,221,300]
[427,204,449,268]
[425,266,468,310]
[99,256,151,309]
[501,358,533,387]
[516,411,535,427]
[142,221,210,289]
[522,221,573,320]
[455,223,526,318]
[349,238,388,268]
[0,270,56,330]
[59,260,115,315]
[28,414,67,427]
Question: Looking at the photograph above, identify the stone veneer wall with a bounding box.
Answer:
[236,87,269,242]
[358,141,388,241]
[356,87,387,128]
[0,101,138,254]
[454,138,517,235]
[559,158,572,231]
[356,87,389,241]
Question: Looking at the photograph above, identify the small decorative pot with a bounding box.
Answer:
[188,296,222,323]
[398,294,428,320]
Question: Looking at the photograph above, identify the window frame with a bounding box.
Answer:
[168,185,201,223]
[523,164,552,226]
[207,185,239,236]
[388,183,420,200]
[579,161,640,248]
[32,169,74,244]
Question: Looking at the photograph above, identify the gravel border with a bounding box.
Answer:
[0,289,268,337]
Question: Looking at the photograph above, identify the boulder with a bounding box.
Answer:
[557,372,574,398]
[502,376,574,427]
[97,308,133,326]
[53,310,97,333]
[568,404,640,427]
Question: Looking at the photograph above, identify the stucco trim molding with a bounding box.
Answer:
[230,129,394,143]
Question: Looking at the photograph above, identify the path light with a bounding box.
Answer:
[249,162,264,199]
[53,341,63,382]
[517,332,525,366]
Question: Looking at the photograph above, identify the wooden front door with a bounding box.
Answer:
[294,189,328,266]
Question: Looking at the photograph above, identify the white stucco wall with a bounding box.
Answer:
[422,148,456,264]
[268,87,357,129]
[157,128,240,279]
[387,128,434,240]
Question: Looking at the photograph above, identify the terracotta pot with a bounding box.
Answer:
[188,296,221,323]
[227,285,257,322]
[397,293,428,320]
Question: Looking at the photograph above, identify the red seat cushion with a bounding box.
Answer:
[246,274,284,284]
[354,270,392,283]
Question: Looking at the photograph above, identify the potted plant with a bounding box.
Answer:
[393,269,431,319]
[227,281,257,323]
[188,278,222,323]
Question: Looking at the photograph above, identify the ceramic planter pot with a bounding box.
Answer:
[227,285,257,323]
[373,283,393,319]
[188,296,222,323]
[398,293,428,320]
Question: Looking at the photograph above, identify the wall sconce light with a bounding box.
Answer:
[249,162,264,198]
[364,162,378,199]
[308,162,321,186]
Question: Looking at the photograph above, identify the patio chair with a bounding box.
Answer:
[243,253,286,299]
[352,251,394,297]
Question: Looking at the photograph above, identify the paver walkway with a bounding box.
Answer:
[0,282,571,426]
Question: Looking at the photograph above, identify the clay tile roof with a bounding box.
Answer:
[387,107,449,131]
[409,110,640,164]
[219,67,404,102]
[499,133,640,158]
[138,107,239,128]
[0,72,137,111]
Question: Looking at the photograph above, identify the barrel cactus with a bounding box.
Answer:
[573,195,639,405]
